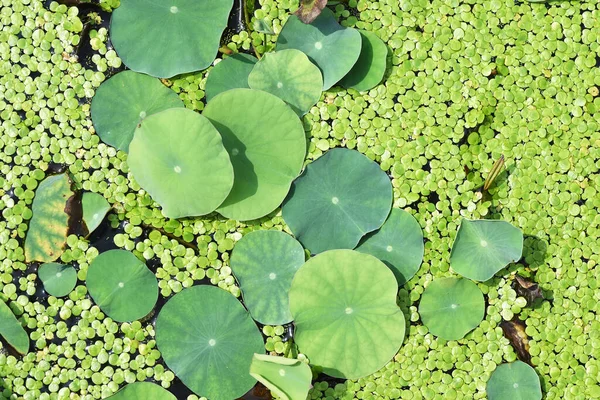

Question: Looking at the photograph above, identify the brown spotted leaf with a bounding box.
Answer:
[500,317,532,365]
[512,275,544,306]
[24,173,74,263]
[293,0,328,24]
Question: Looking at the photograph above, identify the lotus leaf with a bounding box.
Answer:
[487,361,542,400]
[156,285,264,400]
[86,250,158,322]
[282,148,392,253]
[90,71,183,152]
[355,208,424,285]
[418,277,485,341]
[276,7,362,90]
[249,354,312,400]
[230,230,305,325]
[203,89,306,221]
[107,382,176,400]
[450,219,523,282]
[82,192,110,235]
[340,30,388,91]
[248,49,323,116]
[128,108,234,219]
[289,249,405,379]
[205,53,257,102]
[38,263,77,297]
[0,298,29,355]
[110,0,234,78]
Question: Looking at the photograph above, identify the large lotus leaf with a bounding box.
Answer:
[276,7,362,90]
[282,148,392,254]
[90,71,184,152]
[205,53,257,102]
[156,285,264,400]
[450,219,523,282]
[128,108,234,219]
[24,173,74,263]
[110,0,234,78]
[86,250,158,322]
[355,208,424,285]
[339,30,388,92]
[38,263,77,297]
[248,49,323,116]
[0,298,29,355]
[82,192,110,235]
[289,249,405,379]
[486,361,542,400]
[107,382,176,400]
[249,354,312,400]
[230,230,305,325]
[203,89,306,221]
[418,277,485,341]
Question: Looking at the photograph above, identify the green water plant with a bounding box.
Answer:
[156,285,264,400]
[0,298,29,355]
[418,277,485,341]
[339,30,388,92]
[86,250,158,322]
[81,192,111,234]
[38,263,77,297]
[106,382,176,400]
[230,230,305,325]
[90,70,184,152]
[203,88,306,221]
[276,7,362,90]
[110,0,234,77]
[24,173,74,263]
[355,208,424,285]
[128,108,234,219]
[450,219,523,282]
[283,148,392,253]
[289,249,405,379]
[486,361,542,400]
[205,53,258,102]
[248,49,323,116]
[249,354,312,400]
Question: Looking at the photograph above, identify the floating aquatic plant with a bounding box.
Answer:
[205,53,258,102]
[0,298,29,355]
[38,263,77,297]
[339,30,388,92]
[249,354,312,400]
[106,382,176,400]
[81,192,111,234]
[486,361,542,400]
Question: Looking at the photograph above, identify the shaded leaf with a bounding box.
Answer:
[205,53,257,102]
[0,298,29,355]
[293,0,328,24]
[499,317,532,365]
[339,30,388,92]
[512,275,544,306]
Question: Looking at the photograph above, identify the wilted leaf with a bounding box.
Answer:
[500,317,532,365]
[512,275,544,306]
[483,155,505,191]
[293,0,328,24]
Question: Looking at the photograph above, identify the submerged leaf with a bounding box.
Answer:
[24,173,74,263]
[0,298,29,355]
[500,318,532,365]
[249,354,312,400]
[293,0,328,24]
[512,275,544,306]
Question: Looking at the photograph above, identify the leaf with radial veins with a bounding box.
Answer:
[24,173,74,263]
[38,263,77,297]
[106,382,177,400]
[90,71,184,152]
[289,249,405,379]
[128,108,234,219]
[82,192,110,235]
[450,219,523,282]
[486,361,542,400]
[340,30,388,92]
[249,354,312,400]
[205,53,257,102]
[0,298,29,355]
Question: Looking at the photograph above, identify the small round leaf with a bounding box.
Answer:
[230,230,305,325]
[205,53,257,102]
[418,277,485,341]
[289,249,405,379]
[282,148,392,253]
[450,219,524,282]
[355,208,424,285]
[90,71,184,151]
[110,0,234,78]
[156,285,264,400]
[82,192,111,235]
[248,49,323,116]
[339,30,388,92]
[107,382,176,400]
[38,263,77,297]
[487,361,542,400]
[128,108,234,219]
[86,250,158,322]
[203,89,306,221]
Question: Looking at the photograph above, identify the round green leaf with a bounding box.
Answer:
[203,89,306,221]
[355,208,424,285]
[418,277,485,341]
[276,7,362,90]
[110,0,234,78]
[0,299,29,355]
[487,361,542,400]
[248,49,323,116]
[82,192,111,235]
[86,250,158,322]
[282,148,393,253]
[289,249,405,379]
[249,354,312,400]
[339,30,388,92]
[205,53,257,102]
[156,285,264,400]
[230,230,305,325]
[450,219,524,282]
[107,382,176,400]
[38,263,77,297]
[90,71,184,152]
[128,108,234,219]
